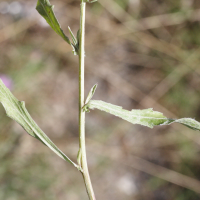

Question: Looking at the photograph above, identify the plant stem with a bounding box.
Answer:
[79,2,96,200]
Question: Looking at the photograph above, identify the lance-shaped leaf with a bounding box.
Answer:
[0,79,80,170]
[68,26,79,55]
[85,84,98,105]
[84,100,200,131]
[36,0,70,44]
[68,26,77,46]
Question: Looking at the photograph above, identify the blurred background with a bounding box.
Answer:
[0,0,200,199]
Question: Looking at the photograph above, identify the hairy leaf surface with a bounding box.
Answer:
[85,100,200,131]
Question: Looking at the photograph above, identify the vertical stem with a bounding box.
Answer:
[79,2,96,200]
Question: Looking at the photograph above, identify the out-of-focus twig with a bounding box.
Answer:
[124,9,200,32]
[140,49,200,105]
[88,139,200,194]
[99,0,200,34]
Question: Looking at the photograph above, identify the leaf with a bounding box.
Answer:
[76,29,80,44]
[68,26,79,55]
[36,0,70,44]
[86,0,98,3]
[85,84,97,105]
[68,26,77,46]
[0,79,80,170]
[84,100,200,131]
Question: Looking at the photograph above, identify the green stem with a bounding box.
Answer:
[78,2,96,200]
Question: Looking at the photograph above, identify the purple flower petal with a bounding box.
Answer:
[0,74,13,90]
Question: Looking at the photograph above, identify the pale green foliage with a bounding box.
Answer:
[36,0,70,44]
[84,100,200,131]
[68,27,77,46]
[85,84,98,105]
[0,80,79,170]
[68,26,79,55]
[85,0,98,3]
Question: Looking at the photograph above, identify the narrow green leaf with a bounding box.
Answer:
[76,29,80,44]
[68,26,79,55]
[85,84,98,105]
[68,26,77,45]
[0,79,80,170]
[85,0,98,3]
[36,0,70,44]
[85,100,200,131]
